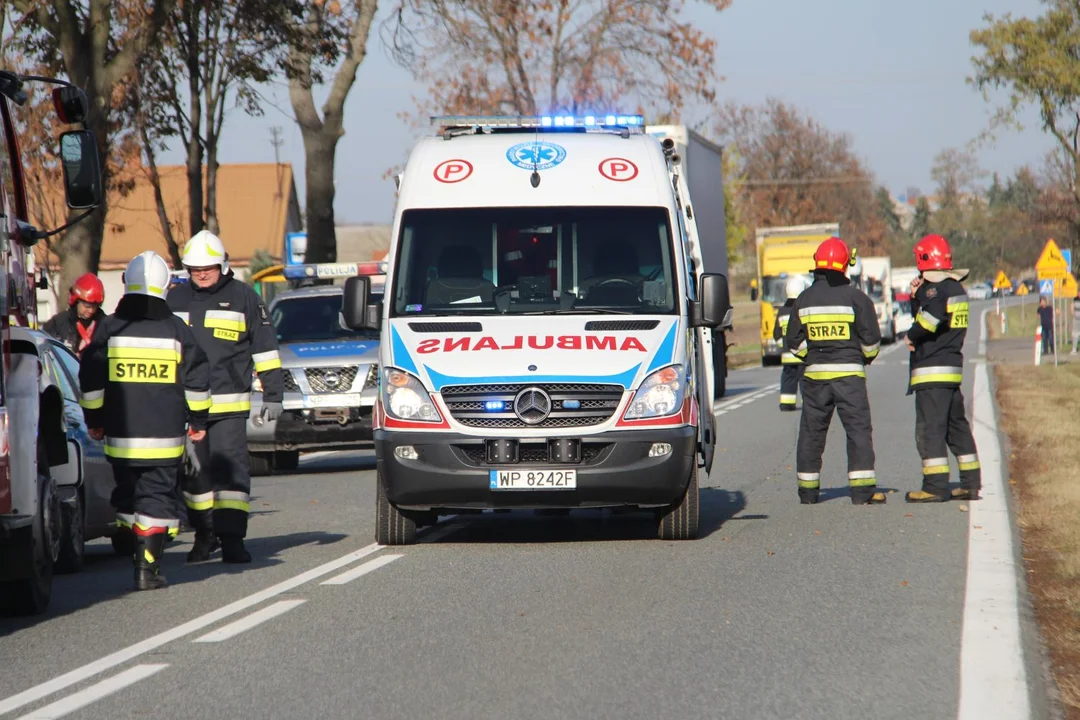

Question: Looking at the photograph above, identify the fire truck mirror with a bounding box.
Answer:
[59,130,102,210]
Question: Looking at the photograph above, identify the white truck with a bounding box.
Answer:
[857,256,896,344]
[891,266,918,337]
[340,113,732,544]
[646,125,730,398]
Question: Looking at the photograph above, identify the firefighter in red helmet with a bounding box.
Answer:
[783,237,886,505]
[904,234,981,502]
[43,272,106,358]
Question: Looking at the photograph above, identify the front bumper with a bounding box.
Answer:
[762,338,782,358]
[248,394,374,452]
[375,426,697,511]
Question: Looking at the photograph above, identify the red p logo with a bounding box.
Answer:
[599,158,639,182]
[434,159,474,183]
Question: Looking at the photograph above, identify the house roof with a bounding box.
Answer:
[34,163,297,270]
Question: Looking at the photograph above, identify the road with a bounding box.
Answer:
[0,301,1046,720]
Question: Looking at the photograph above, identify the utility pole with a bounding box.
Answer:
[270,126,284,200]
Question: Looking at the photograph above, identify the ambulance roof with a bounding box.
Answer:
[398,128,675,211]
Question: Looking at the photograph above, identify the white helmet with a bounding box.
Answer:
[785,276,806,300]
[182,230,230,273]
[123,251,172,300]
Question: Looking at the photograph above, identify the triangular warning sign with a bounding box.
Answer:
[1016,283,1029,296]
[993,270,1012,290]
[1036,239,1067,271]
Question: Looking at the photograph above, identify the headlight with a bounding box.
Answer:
[252,374,264,393]
[623,365,685,420]
[382,368,441,422]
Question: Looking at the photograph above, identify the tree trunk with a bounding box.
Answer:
[301,129,339,263]
[205,128,220,235]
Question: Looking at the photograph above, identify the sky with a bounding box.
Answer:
[157,0,1057,225]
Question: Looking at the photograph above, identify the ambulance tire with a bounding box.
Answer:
[56,487,85,574]
[0,472,56,616]
[249,452,274,477]
[375,472,416,545]
[274,451,299,472]
[656,465,700,541]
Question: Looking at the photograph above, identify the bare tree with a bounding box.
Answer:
[12,0,176,293]
[287,0,379,264]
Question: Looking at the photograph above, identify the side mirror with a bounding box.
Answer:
[691,273,731,329]
[749,287,758,302]
[37,269,48,290]
[342,276,381,330]
[58,130,103,209]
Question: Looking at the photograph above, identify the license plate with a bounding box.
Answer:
[489,469,577,490]
[307,393,360,408]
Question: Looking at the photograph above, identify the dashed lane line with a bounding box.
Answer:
[193,599,309,643]
[14,665,169,720]
[321,555,404,586]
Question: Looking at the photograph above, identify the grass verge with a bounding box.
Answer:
[986,299,1075,342]
[995,362,1080,716]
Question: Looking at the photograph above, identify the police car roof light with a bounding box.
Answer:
[431,114,645,132]
[282,261,389,281]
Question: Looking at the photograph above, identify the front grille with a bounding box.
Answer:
[583,320,660,331]
[442,383,624,429]
[305,366,359,393]
[408,322,483,332]
[283,371,300,392]
[363,364,379,390]
[458,443,609,465]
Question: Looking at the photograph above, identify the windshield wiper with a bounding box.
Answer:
[521,308,636,315]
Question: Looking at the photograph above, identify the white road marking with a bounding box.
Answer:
[0,542,384,717]
[321,554,404,586]
[15,665,168,720]
[978,308,990,357]
[193,599,308,643]
[713,383,779,413]
[957,361,1030,720]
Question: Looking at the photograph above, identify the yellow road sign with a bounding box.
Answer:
[993,270,1012,290]
[1016,283,1029,296]
[1060,273,1078,298]
[1036,238,1068,280]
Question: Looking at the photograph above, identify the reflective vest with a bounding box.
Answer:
[784,272,881,381]
[907,277,968,390]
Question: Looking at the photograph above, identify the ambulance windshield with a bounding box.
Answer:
[390,206,678,316]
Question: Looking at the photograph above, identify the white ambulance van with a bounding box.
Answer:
[341,114,731,544]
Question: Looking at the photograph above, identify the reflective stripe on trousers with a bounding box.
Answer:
[105,436,185,460]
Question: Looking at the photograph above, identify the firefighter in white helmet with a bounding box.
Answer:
[167,230,283,563]
[773,275,808,411]
[79,251,210,590]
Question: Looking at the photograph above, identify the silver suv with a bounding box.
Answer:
[247,283,382,474]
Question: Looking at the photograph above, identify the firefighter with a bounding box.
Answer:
[79,251,210,590]
[775,275,807,411]
[168,230,283,563]
[784,237,886,505]
[42,272,106,358]
[904,234,981,503]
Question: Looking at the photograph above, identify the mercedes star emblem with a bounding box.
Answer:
[514,387,552,425]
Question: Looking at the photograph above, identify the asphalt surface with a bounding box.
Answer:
[0,300,1041,720]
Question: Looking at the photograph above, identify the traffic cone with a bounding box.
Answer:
[1035,324,1043,366]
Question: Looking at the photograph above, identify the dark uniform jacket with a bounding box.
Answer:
[42,306,106,358]
[784,271,881,380]
[78,295,211,466]
[773,300,802,365]
[907,275,968,391]
[166,271,283,420]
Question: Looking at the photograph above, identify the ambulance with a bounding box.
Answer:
[340,114,731,544]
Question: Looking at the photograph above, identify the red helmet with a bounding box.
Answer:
[914,234,952,271]
[69,272,104,306]
[814,237,852,273]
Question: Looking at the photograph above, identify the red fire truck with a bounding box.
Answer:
[0,69,103,615]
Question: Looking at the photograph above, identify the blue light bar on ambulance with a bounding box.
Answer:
[431,114,645,130]
[283,262,388,280]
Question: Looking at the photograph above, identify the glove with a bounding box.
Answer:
[260,401,283,422]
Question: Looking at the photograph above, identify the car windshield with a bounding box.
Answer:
[390,206,679,316]
[760,274,812,305]
[272,294,382,343]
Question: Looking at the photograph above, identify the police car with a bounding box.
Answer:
[247,262,384,475]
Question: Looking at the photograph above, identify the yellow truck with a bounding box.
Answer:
[752,223,839,365]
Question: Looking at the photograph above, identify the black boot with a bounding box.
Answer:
[186,531,220,563]
[220,536,252,564]
[134,534,168,591]
[798,489,820,505]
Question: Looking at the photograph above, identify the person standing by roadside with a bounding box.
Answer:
[1038,297,1055,355]
[1071,293,1080,354]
